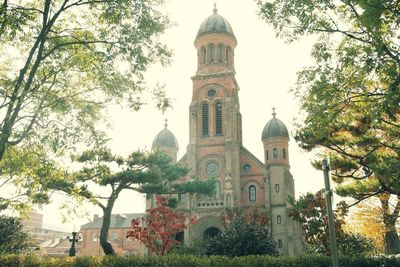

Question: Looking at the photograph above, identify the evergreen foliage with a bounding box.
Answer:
[1,254,400,267]
[257,0,400,254]
[206,212,278,257]
[0,215,34,254]
[56,148,213,256]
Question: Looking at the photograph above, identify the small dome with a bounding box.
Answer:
[196,5,235,39]
[152,120,179,150]
[261,110,289,140]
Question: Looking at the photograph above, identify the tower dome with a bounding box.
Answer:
[196,4,235,39]
[261,109,289,140]
[152,119,179,151]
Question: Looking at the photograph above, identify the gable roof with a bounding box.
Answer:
[240,146,264,167]
[80,213,144,229]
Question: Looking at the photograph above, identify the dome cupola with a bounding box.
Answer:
[261,109,289,140]
[194,4,237,74]
[196,4,235,40]
[152,119,179,151]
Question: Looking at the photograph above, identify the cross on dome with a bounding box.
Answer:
[213,1,218,14]
[272,107,276,118]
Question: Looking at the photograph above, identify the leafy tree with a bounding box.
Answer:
[0,0,172,161]
[127,195,197,255]
[0,215,34,254]
[257,0,400,254]
[206,208,278,257]
[290,190,375,255]
[57,148,214,256]
[345,198,385,252]
[289,190,347,255]
[0,144,64,212]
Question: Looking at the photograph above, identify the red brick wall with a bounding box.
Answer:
[78,228,146,256]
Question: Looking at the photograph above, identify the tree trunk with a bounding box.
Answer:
[380,196,400,255]
[384,221,400,254]
[99,197,117,255]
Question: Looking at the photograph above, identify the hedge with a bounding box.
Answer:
[0,254,399,267]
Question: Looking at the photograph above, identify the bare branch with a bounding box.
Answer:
[345,189,384,209]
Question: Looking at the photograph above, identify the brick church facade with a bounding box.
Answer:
[149,6,303,256]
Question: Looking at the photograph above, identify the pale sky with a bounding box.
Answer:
[42,0,326,231]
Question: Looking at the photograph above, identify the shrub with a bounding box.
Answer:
[206,217,278,257]
[1,254,400,267]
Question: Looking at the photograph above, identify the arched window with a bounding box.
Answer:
[208,44,214,63]
[277,215,282,224]
[265,150,269,160]
[218,45,223,63]
[226,46,231,63]
[273,148,278,158]
[283,148,286,159]
[278,239,283,248]
[275,184,280,193]
[213,180,221,199]
[202,103,209,136]
[249,185,256,202]
[201,47,206,64]
[215,102,222,135]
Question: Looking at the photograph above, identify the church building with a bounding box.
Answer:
[149,6,303,256]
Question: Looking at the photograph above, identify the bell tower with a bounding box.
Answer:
[261,109,303,255]
[186,5,243,210]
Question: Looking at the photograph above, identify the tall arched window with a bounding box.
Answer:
[215,102,222,135]
[283,148,286,159]
[249,185,256,202]
[277,215,282,224]
[226,46,231,63]
[202,103,209,136]
[213,180,221,199]
[275,184,280,193]
[208,44,214,63]
[273,148,278,158]
[218,45,223,63]
[201,47,206,64]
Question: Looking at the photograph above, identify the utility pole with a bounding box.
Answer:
[322,159,339,267]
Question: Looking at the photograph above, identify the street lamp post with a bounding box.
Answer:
[68,231,82,256]
[322,159,339,267]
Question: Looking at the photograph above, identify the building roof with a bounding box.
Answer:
[80,213,144,229]
[39,237,68,248]
[261,111,289,140]
[152,120,179,150]
[196,4,235,39]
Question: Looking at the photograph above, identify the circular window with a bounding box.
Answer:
[243,164,251,172]
[208,89,216,97]
[204,160,221,177]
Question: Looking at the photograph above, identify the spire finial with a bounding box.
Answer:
[272,107,276,118]
[213,1,218,14]
[164,118,168,128]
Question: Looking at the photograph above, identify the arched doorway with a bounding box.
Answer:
[175,231,184,244]
[203,227,221,240]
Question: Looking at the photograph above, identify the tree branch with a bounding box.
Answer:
[345,189,384,209]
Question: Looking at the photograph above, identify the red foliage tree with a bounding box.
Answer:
[126,195,197,255]
[288,190,348,254]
